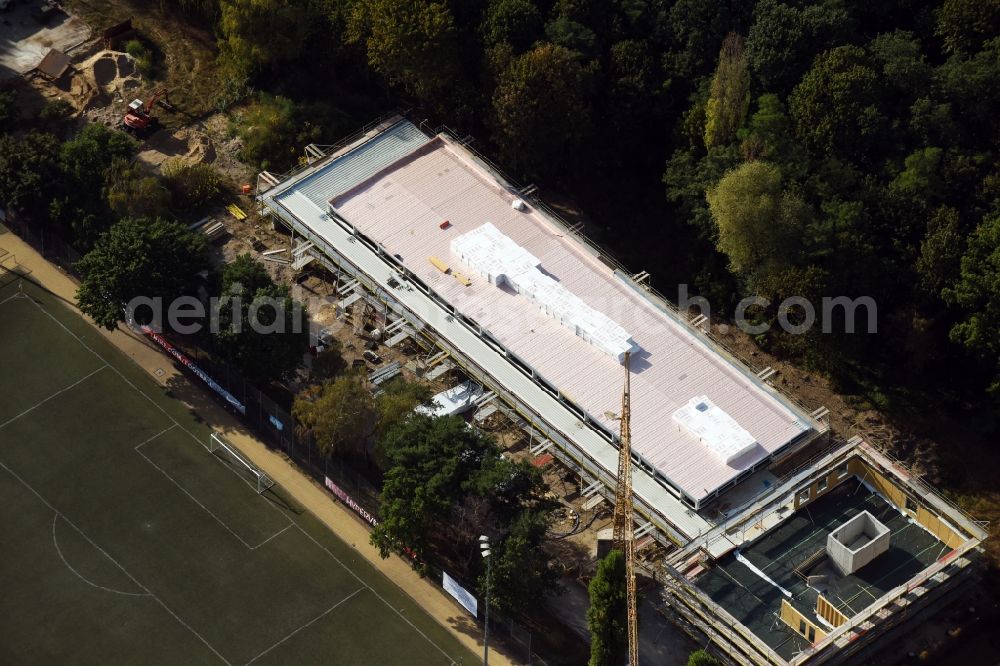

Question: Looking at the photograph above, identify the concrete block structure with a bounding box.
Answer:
[826,510,890,576]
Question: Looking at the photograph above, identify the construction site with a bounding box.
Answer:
[255,116,988,665]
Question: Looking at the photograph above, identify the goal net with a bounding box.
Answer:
[208,433,275,494]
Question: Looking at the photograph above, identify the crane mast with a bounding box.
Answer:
[612,351,639,666]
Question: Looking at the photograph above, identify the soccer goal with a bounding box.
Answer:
[208,433,275,494]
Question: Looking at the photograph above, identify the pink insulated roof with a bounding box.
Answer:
[328,135,812,504]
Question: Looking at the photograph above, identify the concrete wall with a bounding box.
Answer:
[827,511,890,576]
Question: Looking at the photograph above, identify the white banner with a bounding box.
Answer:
[442,571,477,617]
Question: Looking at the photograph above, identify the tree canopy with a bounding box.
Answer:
[346,0,460,104]
[587,549,627,666]
[76,218,208,330]
[210,254,309,382]
[492,43,593,181]
[293,373,375,459]
[371,414,497,561]
[706,161,805,283]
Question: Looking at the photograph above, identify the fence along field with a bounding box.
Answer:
[0,275,471,665]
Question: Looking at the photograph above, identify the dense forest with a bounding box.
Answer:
[5,0,1000,431]
[187,0,1000,431]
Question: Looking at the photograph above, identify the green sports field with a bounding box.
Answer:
[0,270,474,665]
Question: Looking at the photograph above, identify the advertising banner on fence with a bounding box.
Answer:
[140,325,247,415]
[442,571,478,617]
[324,476,379,528]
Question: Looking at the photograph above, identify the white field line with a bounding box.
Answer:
[135,428,290,551]
[290,524,458,664]
[0,365,107,431]
[0,459,231,665]
[243,586,366,665]
[52,514,149,597]
[18,282,461,664]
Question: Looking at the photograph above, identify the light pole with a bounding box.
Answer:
[479,535,491,666]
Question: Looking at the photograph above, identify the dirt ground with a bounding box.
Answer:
[64,0,223,118]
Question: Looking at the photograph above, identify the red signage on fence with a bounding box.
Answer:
[323,476,417,560]
[324,476,379,528]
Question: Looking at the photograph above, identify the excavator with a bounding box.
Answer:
[122,88,172,134]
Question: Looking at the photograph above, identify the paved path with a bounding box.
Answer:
[0,230,515,666]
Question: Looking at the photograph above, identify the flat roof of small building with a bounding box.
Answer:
[268,118,817,506]
[695,478,948,659]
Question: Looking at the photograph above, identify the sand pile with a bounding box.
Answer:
[138,128,217,170]
[83,50,141,94]
[55,50,142,113]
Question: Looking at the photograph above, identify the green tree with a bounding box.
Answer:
[59,124,135,188]
[481,0,542,52]
[935,0,1000,55]
[916,206,964,296]
[53,124,137,247]
[163,160,222,210]
[371,415,497,560]
[658,0,741,83]
[233,93,325,171]
[868,31,932,101]
[687,649,720,666]
[706,161,806,282]
[0,131,60,219]
[891,147,944,201]
[545,15,598,58]
[212,254,309,382]
[587,549,627,666]
[293,374,376,458]
[373,377,432,446]
[76,218,208,330]
[221,251,273,294]
[746,0,852,94]
[492,43,592,180]
[479,509,557,617]
[346,0,460,102]
[218,0,316,76]
[738,94,807,177]
[704,32,750,149]
[0,90,18,131]
[934,38,1000,144]
[943,212,1000,392]
[789,45,886,161]
[103,157,172,222]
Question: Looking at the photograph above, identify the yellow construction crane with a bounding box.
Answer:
[611,351,640,666]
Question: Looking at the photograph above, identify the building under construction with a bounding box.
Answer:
[257,116,986,664]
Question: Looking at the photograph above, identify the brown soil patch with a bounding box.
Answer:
[137,127,216,170]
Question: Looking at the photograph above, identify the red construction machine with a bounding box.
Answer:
[122,88,171,134]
